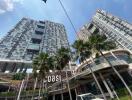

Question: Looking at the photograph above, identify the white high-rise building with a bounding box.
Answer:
[0,18,69,72]
[78,10,132,53]
[0,18,69,61]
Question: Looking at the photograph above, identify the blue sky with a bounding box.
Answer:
[0,0,132,44]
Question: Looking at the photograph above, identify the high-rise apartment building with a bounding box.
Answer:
[78,10,132,53]
[0,18,69,61]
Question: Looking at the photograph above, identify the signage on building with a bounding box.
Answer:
[46,75,61,83]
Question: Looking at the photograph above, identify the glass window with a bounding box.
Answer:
[39,21,45,24]
[106,56,115,61]
[35,30,43,35]
[93,28,99,34]
[116,54,132,63]
[37,25,45,29]
[82,94,96,100]
[88,24,93,30]
[77,96,82,100]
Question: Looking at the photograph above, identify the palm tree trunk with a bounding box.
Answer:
[86,57,107,100]
[89,57,107,100]
[24,74,29,90]
[42,79,47,99]
[6,83,11,100]
[66,69,73,100]
[7,79,13,93]
[23,73,30,100]
[42,79,45,94]
[99,73,114,99]
[60,77,64,100]
[99,50,132,97]
[31,77,38,100]
[38,80,42,100]
[53,67,63,100]
[58,70,64,100]
[75,88,78,100]
[106,78,120,100]
[17,79,25,100]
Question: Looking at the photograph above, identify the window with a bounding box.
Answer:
[77,96,82,100]
[88,24,93,30]
[35,30,43,35]
[39,21,45,24]
[82,94,96,100]
[32,38,41,44]
[37,25,45,29]
[93,28,99,34]
[118,38,122,42]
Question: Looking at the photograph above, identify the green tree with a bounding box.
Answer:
[32,52,51,100]
[87,34,132,98]
[12,72,26,80]
[55,47,72,100]
[72,39,106,99]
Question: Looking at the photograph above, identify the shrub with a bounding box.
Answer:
[12,73,26,80]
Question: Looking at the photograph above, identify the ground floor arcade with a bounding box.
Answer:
[47,65,132,100]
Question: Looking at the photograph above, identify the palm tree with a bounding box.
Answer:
[55,47,73,100]
[17,79,25,100]
[32,52,51,100]
[32,56,39,100]
[72,39,107,100]
[87,34,132,97]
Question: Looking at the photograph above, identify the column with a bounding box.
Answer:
[53,94,55,100]
[75,88,78,100]
[99,73,114,99]
[10,63,16,73]
[61,93,63,100]
[19,63,24,72]
[2,63,8,72]
[23,66,27,73]
[106,79,120,100]
[13,65,18,73]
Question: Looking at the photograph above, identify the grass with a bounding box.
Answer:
[0,85,132,99]
[0,89,46,97]
[109,86,132,100]
[111,95,131,100]
[0,92,16,97]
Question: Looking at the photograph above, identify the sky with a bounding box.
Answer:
[0,0,132,44]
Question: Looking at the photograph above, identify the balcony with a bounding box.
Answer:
[37,25,45,29]
[76,60,128,78]
[32,34,42,44]
[27,44,40,52]
[32,34,42,40]
[92,60,128,72]
[35,28,44,35]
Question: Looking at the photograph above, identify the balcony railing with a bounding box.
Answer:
[27,44,40,52]
[35,28,44,34]
[32,34,42,40]
[76,60,128,77]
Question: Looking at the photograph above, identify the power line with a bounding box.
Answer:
[41,0,79,38]
[58,0,79,38]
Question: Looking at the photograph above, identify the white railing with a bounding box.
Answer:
[72,60,128,79]
[0,58,32,64]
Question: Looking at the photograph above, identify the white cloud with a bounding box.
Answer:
[0,0,23,14]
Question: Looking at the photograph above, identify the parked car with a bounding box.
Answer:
[77,93,104,100]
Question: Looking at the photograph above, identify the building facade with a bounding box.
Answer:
[0,18,69,72]
[47,50,132,100]
[78,10,132,53]
[0,18,69,61]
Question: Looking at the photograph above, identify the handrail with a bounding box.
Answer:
[48,60,128,92]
